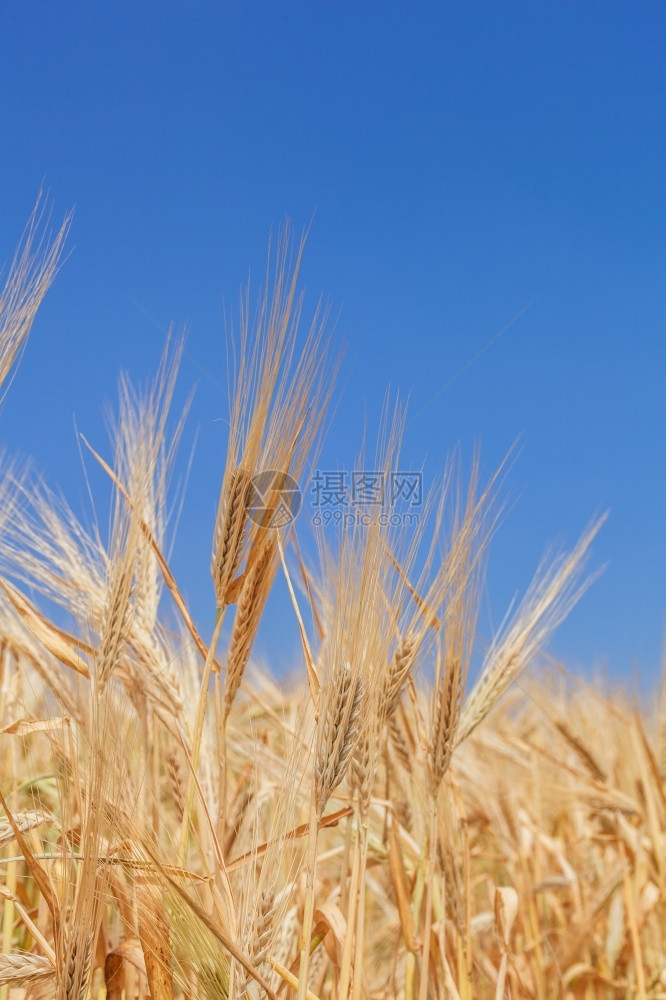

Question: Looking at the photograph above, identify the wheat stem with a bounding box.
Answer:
[177,609,225,865]
[296,786,320,1000]
[337,814,361,1000]
[351,818,369,1000]
[0,860,16,1000]
[418,794,439,1000]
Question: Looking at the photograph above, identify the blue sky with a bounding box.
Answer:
[1,3,664,684]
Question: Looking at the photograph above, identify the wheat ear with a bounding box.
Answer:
[457,515,606,747]
[212,466,253,607]
[315,663,363,817]
[59,934,92,1000]
[297,664,363,1000]
[96,545,135,689]
[224,537,276,720]
[384,632,419,719]
[0,953,53,986]
[0,192,70,395]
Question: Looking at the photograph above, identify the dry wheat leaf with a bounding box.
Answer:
[313,901,347,964]
[1,715,69,735]
[0,577,91,677]
[388,816,419,953]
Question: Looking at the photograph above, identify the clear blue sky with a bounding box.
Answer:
[1,3,664,684]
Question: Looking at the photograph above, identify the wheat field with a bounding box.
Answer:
[0,201,664,1000]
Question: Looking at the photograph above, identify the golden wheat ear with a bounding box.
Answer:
[211,222,339,610]
[0,192,71,398]
[457,513,607,747]
[224,535,278,721]
[212,465,254,608]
